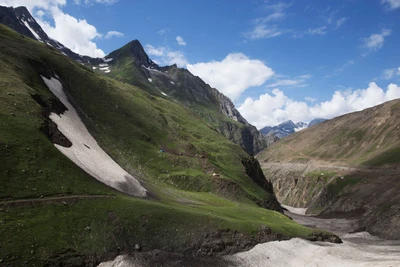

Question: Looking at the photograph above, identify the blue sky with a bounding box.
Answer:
[1,0,400,128]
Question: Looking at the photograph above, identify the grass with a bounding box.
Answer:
[306,170,336,180]
[0,24,332,265]
[362,147,400,166]
[327,176,360,196]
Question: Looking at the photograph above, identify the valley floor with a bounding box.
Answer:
[99,207,400,267]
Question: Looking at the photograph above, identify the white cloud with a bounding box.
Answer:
[176,36,186,46]
[244,1,290,40]
[305,97,316,103]
[104,30,123,39]
[74,0,118,4]
[381,67,400,80]
[245,24,282,40]
[38,6,105,57]
[0,0,66,11]
[335,17,348,30]
[307,26,327,35]
[0,0,120,58]
[157,28,167,35]
[145,44,188,67]
[326,60,355,78]
[238,82,400,128]
[293,26,328,38]
[381,0,400,10]
[266,74,311,88]
[187,53,274,101]
[362,29,391,53]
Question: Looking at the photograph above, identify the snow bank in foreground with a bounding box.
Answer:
[281,204,307,215]
[229,233,400,267]
[42,76,147,197]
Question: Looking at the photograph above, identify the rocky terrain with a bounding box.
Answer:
[257,99,400,239]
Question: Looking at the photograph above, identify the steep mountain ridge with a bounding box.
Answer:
[257,99,400,239]
[0,6,268,155]
[100,39,268,155]
[0,6,109,67]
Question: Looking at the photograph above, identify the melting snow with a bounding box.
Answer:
[92,67,97,70]
[170,81,175,84]
[99,63,109,67]
[104,70,111,73]
[99,67,110,71]
[22,20,41,41]
[142,65,162,73]
[161,92,167,96]
[103,58,114,63]
[148,78,153,83]
[294,125,308,132]
[41,76,146,197]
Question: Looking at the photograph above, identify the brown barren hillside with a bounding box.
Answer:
[256,99,400,239]
[258,99,400,166]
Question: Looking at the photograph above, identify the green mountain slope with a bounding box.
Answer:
[91,40,268,156]
[0,25,337,265]
[256,100,400,239]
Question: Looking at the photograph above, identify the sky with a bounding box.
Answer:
[1,0,400,128]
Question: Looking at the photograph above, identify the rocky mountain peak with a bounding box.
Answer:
[128,39,158,68]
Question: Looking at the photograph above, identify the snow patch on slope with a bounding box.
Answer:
[21,20,41,41]
[41,76,146,197]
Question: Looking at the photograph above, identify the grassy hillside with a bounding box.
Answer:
[257,99,400,166]
[0,25,333,265]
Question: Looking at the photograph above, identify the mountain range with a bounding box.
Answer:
[0,5,268,156]
[0,5,341,266]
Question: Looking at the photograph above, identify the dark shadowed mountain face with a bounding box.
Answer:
[260,120,308,139]
[0,5,268,155]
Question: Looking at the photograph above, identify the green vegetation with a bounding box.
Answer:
[0,25,329,265]
[327,176,360,196]
[362,147,400,166]
[306,170,336,180]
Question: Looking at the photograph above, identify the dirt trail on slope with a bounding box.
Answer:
[0,195,115,207]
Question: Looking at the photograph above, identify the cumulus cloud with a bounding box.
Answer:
[38,7,105,57]
[176,36,186,46]
[0,0,120,58]
[104,30,123,39]
[187,53,274,101]
[362,29,391,53]
[0,0,66,11]
[238,82,400,128]
[381,0,400,10]
[145,44,188,67]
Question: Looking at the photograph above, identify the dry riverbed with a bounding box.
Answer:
[99,207,400,267]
